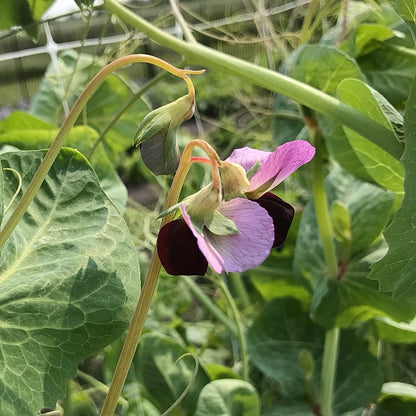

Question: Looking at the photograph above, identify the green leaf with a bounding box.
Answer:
[289,45,365,96]
[357,45,416,106]
[374,316,416,343]
[341,24,396,57]
[368,75,416,297]
[247,299,383,412]
[331,200,351,244]
[395,0,416,22]
[194,379,260,416]
[337,78,404,197]
[0,162,3,226]
[293,166,415,325]
[381,382,416,401]
[0,148,140,415]
[136,333,210,415]
[333,331,384,414]
[247,298,324,398]
[0,112,127,213]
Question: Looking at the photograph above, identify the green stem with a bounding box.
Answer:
[183,277,238,337]
[216,274,249,381]
[310,127,338,280]
[229,272,251,311]
[308,120,339,416]
[0,54,200,250]
[321,327,340,416]
[102,0,403,160]
[100,139,221,416]
[76,369,128,407]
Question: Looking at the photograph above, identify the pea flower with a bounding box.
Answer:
[157,140,315,276]
[223,140,315,248]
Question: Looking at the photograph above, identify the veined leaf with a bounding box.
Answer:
[194,379,260,416]
[0,112,127,213]
[0,148,140,415]
[369,75,416,296]
[337,78,404,199]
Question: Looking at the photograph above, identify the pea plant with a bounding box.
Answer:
[1,0,416,415]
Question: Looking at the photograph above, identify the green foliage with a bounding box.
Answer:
[0,0,55,39]
[0,148,140,415]
[369,75,416,296]
[194,379,260,416]
[0,111,128,212]
[135,333,210,415]
[337,78,404,198]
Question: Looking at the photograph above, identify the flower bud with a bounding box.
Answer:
[183,182,222,230]
[134,93,195,175]
[220,161,250,200]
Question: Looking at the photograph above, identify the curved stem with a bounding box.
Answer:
[102,0,403,160]
[0,54,202,249]
[99,139,221,416]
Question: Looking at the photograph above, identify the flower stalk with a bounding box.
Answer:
[0,54,203,249]
[100,139,221,416]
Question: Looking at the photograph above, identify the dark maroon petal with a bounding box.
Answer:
[255,192,295,248]
[157,219,208,276]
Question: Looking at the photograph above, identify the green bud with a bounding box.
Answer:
[133,93,195,175]
[184,183,222,232]
[220,161,249,200]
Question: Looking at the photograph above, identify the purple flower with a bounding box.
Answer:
[157,140,315,276]
[223,140,315,248]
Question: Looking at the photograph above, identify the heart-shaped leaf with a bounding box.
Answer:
[0,148,140,415]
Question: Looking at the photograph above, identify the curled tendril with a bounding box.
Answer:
[3,168,22,216]
[160,352,200,416]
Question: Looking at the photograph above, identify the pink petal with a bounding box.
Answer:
[182,199,274,273]
[181,204,226,274]
[248,140,315,193]
[207,199,274,272]
[225,147,271,172]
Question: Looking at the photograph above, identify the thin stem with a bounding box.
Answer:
[183,277,238,337]
[321,328,340,416]
[0,54,202,249]
[307,118,339,416]
[169,0,197,43]
[216,274,249,381]
[100,139,221,416]
[102,0,403,160]
[309,122,338,280]
[229,272,251,311]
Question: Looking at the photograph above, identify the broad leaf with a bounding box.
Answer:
[395,0,416,22]
[381,382,416,401]
[289,45,365,96]
[333,331,384,414]
[337,78,404,198]
[0,112,127,212]
[0,162,3,226]
[194,379,260,416]
[0,148,140,415]
[293,166,415,326]
[247,298,324,399]
[247,299,383,412]
[136,333,210,415]
[358,45,416,106]
[369,75,416,296]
